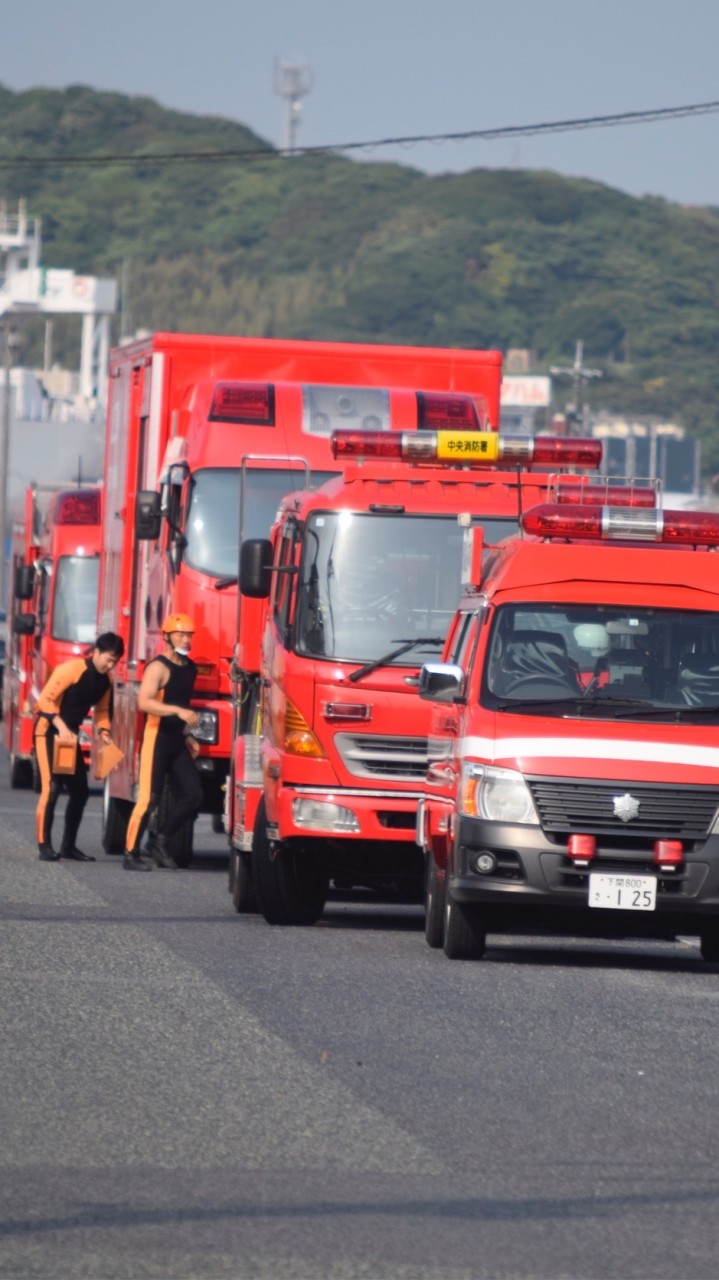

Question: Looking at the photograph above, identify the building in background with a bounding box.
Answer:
[0,201,115,599]
[591,414,700,506]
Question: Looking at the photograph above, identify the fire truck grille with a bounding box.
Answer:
[527,776,719,841]
[335,733,429,781]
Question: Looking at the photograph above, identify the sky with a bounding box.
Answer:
[1,0,719,206]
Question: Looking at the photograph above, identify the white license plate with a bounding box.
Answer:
[588,873,657,912]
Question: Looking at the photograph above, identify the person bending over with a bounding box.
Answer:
[35,632,124,861]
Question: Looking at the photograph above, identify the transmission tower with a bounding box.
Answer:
[273,58,314,154]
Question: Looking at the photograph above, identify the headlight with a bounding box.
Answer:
[460,762,539,825]
[190,709,219,744]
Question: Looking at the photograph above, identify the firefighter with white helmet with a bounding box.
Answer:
[123,612,202,870]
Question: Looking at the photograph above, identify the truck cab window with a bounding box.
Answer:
[184,467,337,579]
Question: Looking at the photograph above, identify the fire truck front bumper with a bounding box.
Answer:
[275,784,424,845]
[450,816,719,931]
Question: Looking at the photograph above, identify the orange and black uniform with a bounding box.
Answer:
[35,658,113,851]
[124,655,203,855]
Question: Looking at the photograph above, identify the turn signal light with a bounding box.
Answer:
[283,699,325,758]
[653,840,683,872]
[567,834,597,866]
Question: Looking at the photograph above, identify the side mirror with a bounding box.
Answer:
[240,539,273,599]
[14,564,35,600]
[135,490,162,541]
[13,612,36,636]
[418,662,465,703]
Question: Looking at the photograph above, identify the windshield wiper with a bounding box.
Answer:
[496,694,659,714]
[613,702,719,720]
[348,637,444,684]
[496,696,584,711]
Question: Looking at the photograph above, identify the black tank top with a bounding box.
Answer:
[151,654,197,738]
[60,660,112,734]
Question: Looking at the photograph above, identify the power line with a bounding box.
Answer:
[0,99,717,170]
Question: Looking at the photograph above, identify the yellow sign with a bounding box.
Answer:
[435,431,500,462]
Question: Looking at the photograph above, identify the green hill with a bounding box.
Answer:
[1,84,718,470]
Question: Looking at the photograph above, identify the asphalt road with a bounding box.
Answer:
[1,742,719,1280]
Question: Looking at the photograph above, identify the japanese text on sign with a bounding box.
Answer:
[436,431,500,462]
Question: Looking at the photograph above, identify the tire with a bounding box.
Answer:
[10,752,32,789]
[212,813,224,834]
[251,799,328,926]
[155,777,194,868]
[232,848,258,914]
[102,782,132,854]
[443,892,487,960]
[699,929,719,963]
[425,853,446,949]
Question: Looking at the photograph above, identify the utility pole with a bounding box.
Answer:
[0,323,21,609]
[550,340,603,434]
[273,58,314,154]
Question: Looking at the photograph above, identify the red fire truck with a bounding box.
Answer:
[96,333,503,865]
[237,416,602,924]
[4,486,102,788]
[418,488,719,962]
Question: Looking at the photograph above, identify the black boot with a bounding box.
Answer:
[153,833,178,870]
[60,845,96,862]
[38,843,60,862]
[123,850,153,871]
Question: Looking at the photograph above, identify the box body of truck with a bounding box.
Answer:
[97,333,503,862]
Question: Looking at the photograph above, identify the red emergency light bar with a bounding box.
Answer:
[416,391,488,431]
[553,481,657,508]
[331,430,602,469]
[208,382,275,425]
[53,490,101,525]
[523,504,719,546]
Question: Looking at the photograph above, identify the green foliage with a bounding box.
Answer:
[1,84,718,468]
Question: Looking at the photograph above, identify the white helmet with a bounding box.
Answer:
[573,623,610,657]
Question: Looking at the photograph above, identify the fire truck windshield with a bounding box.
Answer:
[185,467,338,578]
[296,512,516,663]
[483,603,719,719]
[51,555,100,644]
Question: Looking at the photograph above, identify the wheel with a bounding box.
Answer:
[212,813,224,834]
[10,752,32,789]
[231,848,258,914]
[443,892,487,960]
[699,929,719,962]
[424,853,446,949]
[102,781,132,854]
[251,798,328,926]
[155,777,194,868]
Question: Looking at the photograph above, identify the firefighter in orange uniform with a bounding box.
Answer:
[34,632,124,861]
[123,613,203,871]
